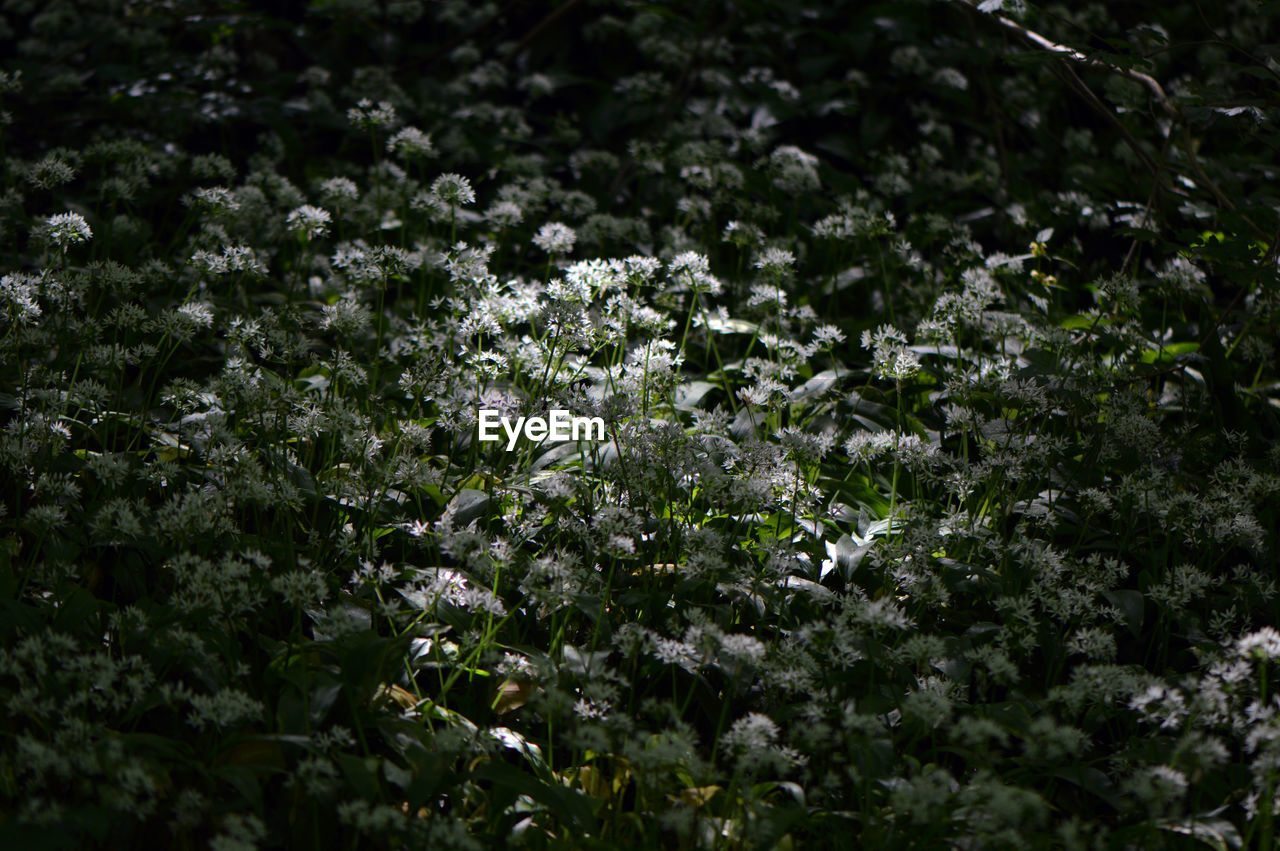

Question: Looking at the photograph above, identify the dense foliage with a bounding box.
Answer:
[1,0,1279,847]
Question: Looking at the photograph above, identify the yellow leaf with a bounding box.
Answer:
[671,785,721,808]
[374,682,420,712]
[492,678,532,714]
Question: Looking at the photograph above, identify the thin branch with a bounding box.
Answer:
[500,0,586,65]
[1142,40,1280,87]
[1175,123,1268,240]
[955,0,1271,243]
[1121,132,1176,277]
[954,0,1177,118]
[1051,59,1161,177]
[966,11,1011,194]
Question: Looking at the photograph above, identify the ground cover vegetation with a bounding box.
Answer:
[1,0,1279,847]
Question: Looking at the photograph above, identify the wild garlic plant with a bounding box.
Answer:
[1,0,1278,849]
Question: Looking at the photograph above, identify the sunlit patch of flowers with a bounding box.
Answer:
[2,1,1278,848]
[42,211,92,248]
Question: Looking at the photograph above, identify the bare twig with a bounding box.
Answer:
[954,0,1271,243]
[1050,59,1162,176]
[955,0,1178,117]
[1121,132,1176,277]
[501,0,586,65]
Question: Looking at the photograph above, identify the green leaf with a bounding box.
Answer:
[1156,813,1243,851]
[293,365,330,394]
[675,380,718,410]
[211,765,265,811]
[700,316,759,335]
[1101,589,1145,638]
[335,752,382,801]
[0,825,79,851]
[472,759,599,833]
[821,533,873,580]
[1141,342,1199,364]
[789,368,842,402]
[1060,314,1102,331]
[52,587,106,640]
[1053,765,1120,807]
[751,803,805,849]
[448,488,490,527]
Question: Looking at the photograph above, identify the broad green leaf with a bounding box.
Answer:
[472,759,598,832]
[1156,814,1243,851]
[1101,589,1145,638]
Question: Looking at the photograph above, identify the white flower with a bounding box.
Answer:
[285,204,331,239]
[44,212,92,248]
[271,570,329,607]
[176,302,215,328]
[747,282,787,310]
[753,246,795,273]
[861,323,920,381]
[668,250,709,279]
[846,430,897,463]
[1129,683,1186,729]
[723,219,763,247]
[319,176,359,203]
[532,222,576,255]
[346,98,397,129]
[385,126,435,158]
[668,251,722,294]
[722,712,780,751]
[861,323,907,352]
[812,324,845,348]
[652,637,699,670]
[573,697,610,720]
[718,634,766,664]
[553,259,616,302]
[187,688,264,731]
[520,72,555,98]
[617,255,662,285]
[191,245,267,276]
[188,186,241,213]
[485,200,523,228]
[0,273,41,325]
[1238,627,1280,661]
[431,173,475,207]
[769,145,820,192]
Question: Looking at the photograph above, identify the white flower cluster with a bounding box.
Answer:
[190,245,267,276]
[1,272,41,325]
[386,126,435,158]
[285,204,331,239]
[346,97,397,129]
[533,222,576,255]
[43,211,92,249]
[400,567,507,616]
[861,323,920,381]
